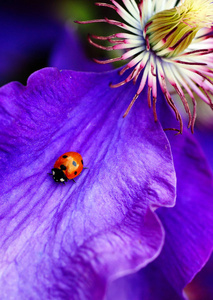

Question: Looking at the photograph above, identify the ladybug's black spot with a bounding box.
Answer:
[74,171,77,175]
[60,164,66,170]
[81,160,83,165]
[63,155,68,158]
[72,161,77,167]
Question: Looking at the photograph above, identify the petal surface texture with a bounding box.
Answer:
[0,68,176,299]
[155,130,213,293]
[106,102,213,300]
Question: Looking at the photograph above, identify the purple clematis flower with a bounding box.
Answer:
[0,0,213,299]
[0,68,177,299]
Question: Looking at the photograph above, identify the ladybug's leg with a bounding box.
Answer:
[48,169,55,176]
[72,179,76,183]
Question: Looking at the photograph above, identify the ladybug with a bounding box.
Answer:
[51,152,85,183]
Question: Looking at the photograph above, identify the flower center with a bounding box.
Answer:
[76,0,213,134]
[144,0,213,58]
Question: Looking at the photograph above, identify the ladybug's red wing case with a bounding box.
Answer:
[51,152,84,183]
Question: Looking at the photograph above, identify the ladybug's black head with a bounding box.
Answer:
[51,168,68,183]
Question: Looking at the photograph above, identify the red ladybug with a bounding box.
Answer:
[51,152,85,183]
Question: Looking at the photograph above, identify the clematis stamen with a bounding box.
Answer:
[157,60,183,128]
[203,88,213,107]
[174,60,207,66]
[133,52,150,81]
[148,87,152,108]
[196,71,213,85]
[119,65,131,75]
[90,34,126,46]
[108,38,125,44]
[95,2,117,10]
[107,1,141,27]
[110,67,138,88]
[89,34,118,41]
[93,57,122,64]
[77,0,213,133]
[88,35,114,51]
[180,49,213,56]
[147,56,157,109]
[153,96,158,122]
[133,66,143,84]
[123,93,139,117]
[163,64,192,127]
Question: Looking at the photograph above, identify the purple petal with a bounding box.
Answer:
[155,101,213,291]
[155,130,213,290]
[106,265,186,300]
[195,130,213,172]
[0,68,176,298]
[106,99,213,300]
[185,253,213,300]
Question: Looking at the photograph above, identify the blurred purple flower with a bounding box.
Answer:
[0,7,62,86]
[49,24,112,73]
[0,0,213,299]
[0,4,110,86]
